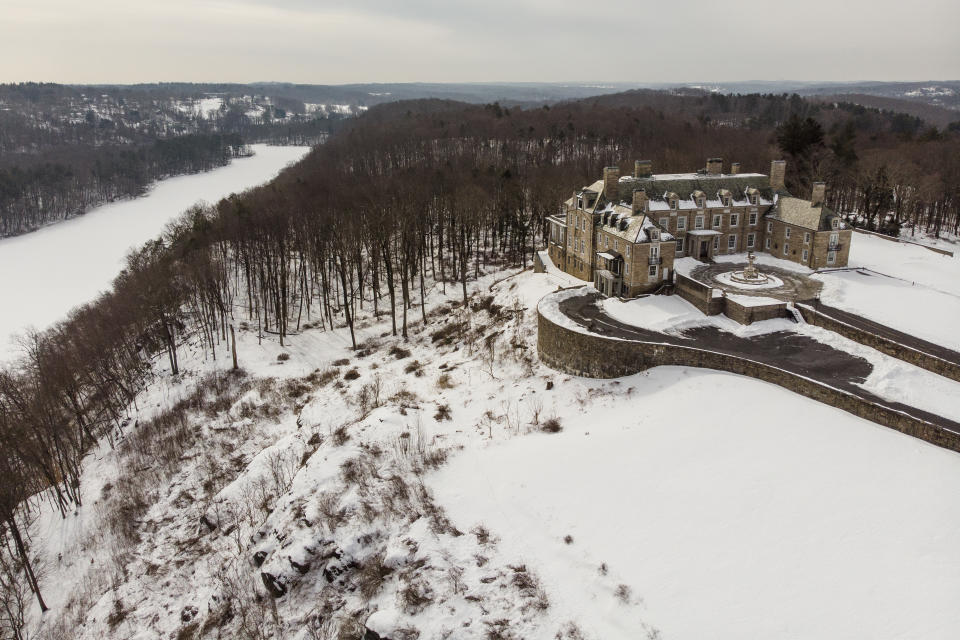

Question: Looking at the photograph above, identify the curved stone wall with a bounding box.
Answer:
[537,298,960,454]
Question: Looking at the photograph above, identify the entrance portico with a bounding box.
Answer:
[686,229,722,262]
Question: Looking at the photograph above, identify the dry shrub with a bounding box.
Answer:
[433,404,452,421]
[357,551,393,598]
[343,368,361,381]
[404,360,423,376]
[332,358,350,367]
[399,578,434,614]
[436,373,455,389]
[540,417,562,433]
[390,345,412,359]
[331,425,350,446]
[276,352,291,362]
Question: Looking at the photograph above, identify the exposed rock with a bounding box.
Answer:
[260,571,287,598]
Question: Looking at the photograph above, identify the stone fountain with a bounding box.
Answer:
[728,252,770,285]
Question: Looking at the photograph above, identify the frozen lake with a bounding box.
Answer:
[0,144,311,361]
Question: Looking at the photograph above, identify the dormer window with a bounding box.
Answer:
[698,198,705,208]
[723,197,730,207]
[651,230,659,241]
[577,196,583,209]
[750,195,757,205]
[831,218,839,230]
[671,199,678,210]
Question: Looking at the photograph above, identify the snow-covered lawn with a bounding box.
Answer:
[845,233,960,297]
[430,366,960,640]
[811,233,960,352]
[814,269,960,353]
[0,144,311,361]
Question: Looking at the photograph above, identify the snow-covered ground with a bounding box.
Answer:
[898,227,959,254]
[23,264,960,640]
[814,233,960,352]
[844,232,960,297]
[0,145,310,361]
[430,366,960,640]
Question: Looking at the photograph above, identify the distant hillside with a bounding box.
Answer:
[808,93,959,128]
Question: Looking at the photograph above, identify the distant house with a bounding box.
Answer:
[545,158,851,297]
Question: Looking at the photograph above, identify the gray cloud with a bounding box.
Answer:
[1,0,957,83]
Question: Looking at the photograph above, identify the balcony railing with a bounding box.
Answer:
[648,255,662,265]
[828,243,843,251]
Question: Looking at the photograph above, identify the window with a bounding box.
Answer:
[827,250,836,265]
[750,195,757,205]
[698,198,705,208]
[604,235,609,247]
[723,197,730,207]
[747,233,755,248]
[829,232,840,248]
[783,242,789,256]
[765,237,771,249]
[577,196,583,209]
[785,227,791,239]
[831,218,839,230]
[767,221,773,233]
[676,238,684,252]
[671,199,678,210]
[648,264,658,277]
[749,211,758,226]
[802,249,809,262]
[677,216,687,231]
[730,213,739,226]
[650,245,660,257]
[728,234,736,250]
[713,215,721,228]
[804,232,811,244]
[713,236,719,250]
[659,217,669,229]
[614,239,619,251]
[650,231,658,241]
[695,216,704,230]
[625,245,630,258]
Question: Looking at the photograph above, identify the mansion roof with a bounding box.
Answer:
[617,173,778,204]
[769,197,840,231]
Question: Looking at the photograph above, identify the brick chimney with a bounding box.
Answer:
[811,182,826,206]
[634,159,653,178]
[730,162,740,175]
[632,189,648,214]
[706,158,723,175]
[770,160,787,191]
[603,166,620,203]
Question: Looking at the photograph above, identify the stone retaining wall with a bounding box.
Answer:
[538,305,960,454]
[676,273,787,324]
[675,273,723,315]
[725,297,789,325]
[797,304,960,383]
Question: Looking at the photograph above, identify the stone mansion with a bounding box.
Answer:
[545,158,852,297]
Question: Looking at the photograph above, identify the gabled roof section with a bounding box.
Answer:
[769,197,837,231]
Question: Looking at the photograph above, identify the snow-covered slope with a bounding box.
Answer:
[22,265,960,640]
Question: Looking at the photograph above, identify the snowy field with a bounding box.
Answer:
[430,366,960,640]
[0,144,310,361]
[814,233,960,352]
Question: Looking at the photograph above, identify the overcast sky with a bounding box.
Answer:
[2,0,957,84]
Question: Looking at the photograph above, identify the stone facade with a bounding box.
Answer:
[545,157,852,296]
